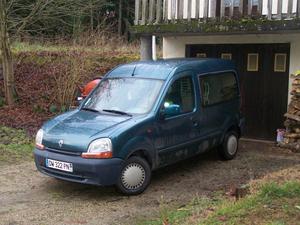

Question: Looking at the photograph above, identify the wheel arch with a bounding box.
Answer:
[127,149,153,169]
[227,124,241,138]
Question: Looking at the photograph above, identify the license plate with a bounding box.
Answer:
[46,159,73,173]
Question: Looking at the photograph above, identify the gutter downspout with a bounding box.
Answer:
[152,35,157,61]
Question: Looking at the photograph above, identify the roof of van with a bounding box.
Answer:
[107,58,236,80]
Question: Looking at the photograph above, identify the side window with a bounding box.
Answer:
[163,75,195,117]
[200,72,238,106]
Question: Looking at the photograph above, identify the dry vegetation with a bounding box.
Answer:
[0,36,139,135]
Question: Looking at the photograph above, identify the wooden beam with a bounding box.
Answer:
[195,0,200,19]
[239,0,244,17]
[171,0,176,22]
[210,0,217,18]
[156,0,162,23]
[277,0,282,19]
[230,0,234,17]
[298,0,300,18]
[149,0,155,24]
[187,0,192,21]
[257,0,263,15]
[248,0,253,16]
[203,0,209,19]
[267,0,272,19]
[164,0,169,22]
[141,0,147,25]
[134,0,141,25]
[220,0,225,18]
[287,0,293,18]
[177,0,183,19]
[298,0,300,17]
[285,113,300,122]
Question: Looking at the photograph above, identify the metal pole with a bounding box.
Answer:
[152,35,157,61]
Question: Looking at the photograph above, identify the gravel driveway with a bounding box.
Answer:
[1,140,299,225]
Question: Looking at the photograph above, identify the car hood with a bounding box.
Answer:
[42,110,131,152]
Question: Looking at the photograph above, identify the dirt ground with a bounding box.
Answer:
[0,140,299,225]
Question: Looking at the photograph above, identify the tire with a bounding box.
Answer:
[219,131,239,160]
[116,156,151,195]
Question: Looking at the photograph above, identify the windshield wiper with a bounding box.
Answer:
[81,107,100,113]
[102,109,132,117]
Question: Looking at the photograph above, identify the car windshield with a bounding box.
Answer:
[83,77,164,115]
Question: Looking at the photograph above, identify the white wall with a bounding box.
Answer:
[162,33,300,104]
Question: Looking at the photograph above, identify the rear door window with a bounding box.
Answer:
[199,72,238,106]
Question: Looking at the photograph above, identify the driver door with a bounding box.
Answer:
[154,71,200,167]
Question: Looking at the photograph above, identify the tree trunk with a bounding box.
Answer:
[118,0,123,37]
[0,0,17,105]
[90,1,94,32]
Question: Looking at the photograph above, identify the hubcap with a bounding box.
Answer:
[227,135,238,155]
[121,163,146,190]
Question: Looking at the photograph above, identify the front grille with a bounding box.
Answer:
[45,147,82,156]
[41,166,86,181]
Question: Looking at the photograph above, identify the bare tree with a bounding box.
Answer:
[0,0,54,105]
[0,0,16,105]
[0,0,134,105]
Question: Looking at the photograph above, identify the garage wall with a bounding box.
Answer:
[163,33,300,104]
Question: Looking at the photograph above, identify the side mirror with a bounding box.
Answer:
[162,104,181,118]
[76,96,84,106]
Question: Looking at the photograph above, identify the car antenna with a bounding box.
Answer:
[131,66,137,77]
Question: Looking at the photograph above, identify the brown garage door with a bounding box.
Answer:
[186,43,290,140]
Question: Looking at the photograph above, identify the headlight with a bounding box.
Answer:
[35,129,44,150]
[82,138,112,159]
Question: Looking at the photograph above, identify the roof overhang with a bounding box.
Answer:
[131,18,300,37]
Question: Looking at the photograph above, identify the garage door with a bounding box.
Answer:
[186,44,290,140]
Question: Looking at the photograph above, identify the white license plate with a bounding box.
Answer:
[46,159,73,173]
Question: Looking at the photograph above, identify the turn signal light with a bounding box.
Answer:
[81,151,112,159]
[36,143,45,150]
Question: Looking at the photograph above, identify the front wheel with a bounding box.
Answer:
[218,131,239,160]
[116,156,151,195]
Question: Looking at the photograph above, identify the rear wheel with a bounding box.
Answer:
[116,156,151,195]
[218,131,239,160]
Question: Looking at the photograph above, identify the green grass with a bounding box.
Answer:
[202,182,300,225]
[136,182,300,225]
[0,126,34,165]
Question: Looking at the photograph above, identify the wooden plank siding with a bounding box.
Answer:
[156,0,162,23]
[135,0,300,25]
[134,0,141,25]
[267,0,273,19]
[277,0,283,19]
[298,0,300,17]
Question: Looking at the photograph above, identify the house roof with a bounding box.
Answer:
[107,58,236,80]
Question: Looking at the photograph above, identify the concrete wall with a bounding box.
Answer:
[163,33,300,104]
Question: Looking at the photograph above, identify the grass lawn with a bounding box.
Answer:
[137,181,300,225]
[0,126,34,165]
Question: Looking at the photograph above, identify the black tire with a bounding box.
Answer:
[116,156,151,195]
[218,130,239,160]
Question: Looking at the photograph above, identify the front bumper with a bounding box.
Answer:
[34,148,124,186]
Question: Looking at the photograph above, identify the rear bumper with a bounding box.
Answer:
[34,148,124,186]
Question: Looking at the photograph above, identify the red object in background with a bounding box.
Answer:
[79,78,101,97]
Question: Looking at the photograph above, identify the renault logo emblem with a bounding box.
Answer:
[58,140,64,148]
